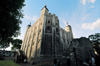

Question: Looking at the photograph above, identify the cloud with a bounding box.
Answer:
[82,18,100,30]
[80,0,86,5]
[24,15,39,21]
[82,13,91,20]
[80,0,96,5]
[89,0,96,4]
[60,17,67,26]
[90,5,94,8]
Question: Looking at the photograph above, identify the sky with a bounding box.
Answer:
[6,0,100,50]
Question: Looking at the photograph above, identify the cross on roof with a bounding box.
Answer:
[66,21,68,25]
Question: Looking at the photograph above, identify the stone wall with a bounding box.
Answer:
[69,37,95,66]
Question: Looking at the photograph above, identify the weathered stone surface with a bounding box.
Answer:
[69,37,95,66]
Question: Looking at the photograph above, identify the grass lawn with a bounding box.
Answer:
[0,60,21,66]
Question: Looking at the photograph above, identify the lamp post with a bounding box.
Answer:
[73,47,78,66]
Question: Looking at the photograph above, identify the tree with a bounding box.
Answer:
[0,41,10,50]
[11,39,22,50]
[0,38,12,50]
[0,0,25,43]
[88,33,100,55]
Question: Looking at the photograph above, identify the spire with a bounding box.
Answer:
[66,21,68,25]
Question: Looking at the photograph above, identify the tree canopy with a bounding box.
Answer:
[11,39,22,50]
[0,0,25,43]
[88,33,100,55]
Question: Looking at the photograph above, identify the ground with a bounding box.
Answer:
[0,56,67,66]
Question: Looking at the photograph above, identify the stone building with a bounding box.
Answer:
[21,5,73,63]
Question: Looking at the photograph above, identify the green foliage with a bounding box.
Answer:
[0,0,25,42]
[11,39,22,50]
[0,38,13,50]
[88,33,100,55]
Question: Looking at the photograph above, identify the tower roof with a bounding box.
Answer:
[27,22,31,26]
[41,5,49,11]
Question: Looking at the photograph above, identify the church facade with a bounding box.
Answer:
[21,5,73,62]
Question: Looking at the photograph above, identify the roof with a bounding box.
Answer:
[41,5,49,11]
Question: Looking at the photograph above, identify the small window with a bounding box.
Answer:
[57,39,59,43]
[63,38,65,42]
[48,21,50,24]
[41,23,42,25]
[56,28,58,32]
